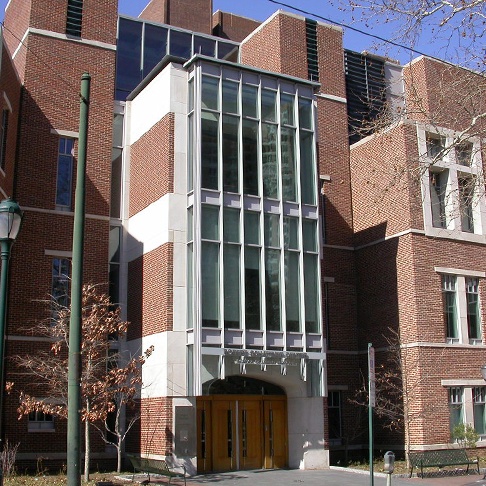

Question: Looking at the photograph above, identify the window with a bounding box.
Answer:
[421,129,484,238]
[328,391,342,445]
[56,138,75,210]
[449,387,464,433]
[66,0,83,37]
[474,387,486,437]
[440,272,482,345]
[429,170,448,228]
[0,109,9,171]
[28,411,54,431]
[426,132,445,159]
[52,258,70,310]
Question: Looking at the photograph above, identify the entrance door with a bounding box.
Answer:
[197,395,287,473]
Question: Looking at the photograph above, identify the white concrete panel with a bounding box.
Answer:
[167,331,187,395]
[169,193,187,232]
[141,333,168,398]
[173,241,186,288]
[287,397,328,469]
[173,151,187,196]
[173,286,187,332]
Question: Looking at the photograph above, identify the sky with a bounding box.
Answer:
[0,0,441,65]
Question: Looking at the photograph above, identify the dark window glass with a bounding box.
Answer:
[143,24,168,77]
[169,30,192,58]
[201,113,219,190]
[194,36,216,56]
[115,18,143,100]
[52,258,71,309]
[262,123,278,198]
[245,247,261,330]
[430,170,448,228]
[223,115,239,193]
[300,130,315,205]
[265,248,281,331]
[281,127,297,202]
[242,119,259,196]
[217,42,238,61]
[56,138,74,209]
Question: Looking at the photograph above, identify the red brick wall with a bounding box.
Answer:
[127,244,174,340]
[316,25,345,99]
[212,11,261,42]
[129,113,175,217]
[140,0,213,35]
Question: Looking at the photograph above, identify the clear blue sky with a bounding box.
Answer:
[0,0,436,65]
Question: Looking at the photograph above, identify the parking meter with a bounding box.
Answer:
[384,451,395,473]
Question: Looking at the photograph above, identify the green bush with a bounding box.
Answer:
[452,423,479,448]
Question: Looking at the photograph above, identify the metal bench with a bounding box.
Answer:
[126,454,187,484]
[409,449,480,478]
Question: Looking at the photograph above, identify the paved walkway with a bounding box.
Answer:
[127,467,486,486]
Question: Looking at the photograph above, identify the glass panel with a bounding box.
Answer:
[459,176,475,233]
[52,258,70,308]
[187,243,193,328]
[169,29,192,58]
[456,141,473,167]
[201,242,219,327]
[261,90,276,122]
[304,253,319,333]
[430,170,448,228]
[300,130,316,205]
[201,205,219,240]
[426,132,445,159]
[303,219,317,252]
[188,114,194,191]
[223,115,239,193]
[299,97,313,130]
[224,244,240,329]
[143,24,168,77]
[443,275,458,340]
[115,18,143,99]
[265,248,281,331]
[281,127,297,202]
[467,277,481,340]
[280,93,295,126]
[243,119,259,196]
[223,207,240,243]
[285,251,300,332]
[264,213,280,247]
[112,113,123,147]
[201,112,219,190]
[187,206,193,242]
[202,76,219,111]
[56,138,74,208]
[242,85,258,118]
[262,123,278,198]
[109,226,120,263]
[245,247,261,330]
[110,147,122,219]
[223,80,239,114]
[244,211,260,245]
[218,42,238,61]
[188,79,194,113]
[194,35,216,56]
[283,216,299,250]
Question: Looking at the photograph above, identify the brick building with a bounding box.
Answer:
[0,0,484,474]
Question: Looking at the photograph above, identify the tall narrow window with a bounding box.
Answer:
[426,132,445,159]
[456,141,473,167]
[474,387,486,437]
[443,275,459,343]
[328,391,342,444]
[52,258,70,309]
[56,138,75,210]
[449,387,464,434]
[467,277,481,344]
[66,0,83,37]
[0,109,9,171]
[459,175,475,233]
[430,170,448,228]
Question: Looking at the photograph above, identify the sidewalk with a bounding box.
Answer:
[127,467,486,486]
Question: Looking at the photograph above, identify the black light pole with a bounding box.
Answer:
[0,198,23,486]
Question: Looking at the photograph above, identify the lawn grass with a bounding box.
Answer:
[4,471,127,485]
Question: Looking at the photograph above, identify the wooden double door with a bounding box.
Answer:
[197,395,287,472]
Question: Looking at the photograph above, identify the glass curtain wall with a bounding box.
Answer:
[187,61,320,342]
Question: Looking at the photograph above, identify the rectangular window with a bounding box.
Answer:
[52,258,70,309]
[456,141,473,167]
[285,251,300,332]
[426,132,445,159]
[449,387,464,433]
[443,275,459,343]
[66,0,83,37]
[242,119,259,196]
[265,248,281,331]
[222,115,239,193]
[328,391,342,444]
[474,387,486,436]
[467,277,481,343]
[224,244,240,329]
[0,109,9,171]
[201,242,219,328]
[28,411,54,431]
[430,170,448,228]
[201,112,219,190]
[245,247,261,330]
[56,138,75,210]
[458,175,475,233]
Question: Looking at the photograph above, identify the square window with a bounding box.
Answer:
[426,132,445,159]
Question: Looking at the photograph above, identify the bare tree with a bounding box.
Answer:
[13,283,152,479]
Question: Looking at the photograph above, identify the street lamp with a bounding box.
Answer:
[0,198,22,486]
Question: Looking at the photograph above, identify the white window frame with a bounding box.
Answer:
[419,125,486,242]
[436,267,484,345]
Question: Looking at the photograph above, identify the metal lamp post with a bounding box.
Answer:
[0,197,22,486]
